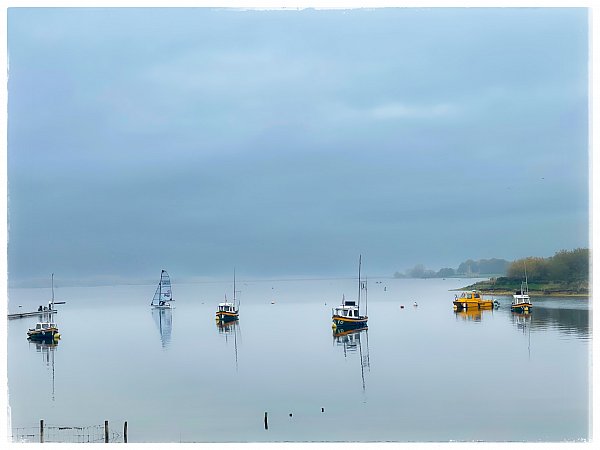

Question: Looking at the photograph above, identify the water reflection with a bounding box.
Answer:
[454,308,494,322]
[333,327,370,392]
[510,311,532,333]
[529,306,591,339]
[152,307,173,349]
[216,319,240,371]
[29,340,58,401]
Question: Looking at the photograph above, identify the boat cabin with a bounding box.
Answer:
[333,298,363,318]
[333,306,361,318]
[217,303,237,313]
[33,322,57,331]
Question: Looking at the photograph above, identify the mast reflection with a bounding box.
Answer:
[30,340,58,401]
[511,311,532,359]
[333,327,370,393]
[216,319,240,371]
[152,307,173,349]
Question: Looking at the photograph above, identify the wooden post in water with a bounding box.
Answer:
[40,419,44,443]
[123,421,128,443]
[104,420,109,443]
[264,412,268,430]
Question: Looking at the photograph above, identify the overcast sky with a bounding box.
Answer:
[6,7,589,285]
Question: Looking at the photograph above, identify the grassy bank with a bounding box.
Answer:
[457,277,589,297]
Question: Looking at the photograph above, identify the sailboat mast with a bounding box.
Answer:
[51,273,55,310]
[357,254,362,311]
[365,275,368,316]
[233,268,236,309]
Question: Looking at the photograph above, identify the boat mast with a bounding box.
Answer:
[51,273,55,310]
[160,270,164,303]
[357,254,362,312]
[365,275,368,316]
[233,267,236,309]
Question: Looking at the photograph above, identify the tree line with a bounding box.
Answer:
[506,248,589,282]
[395,248,589,282]
[395,258,509,279]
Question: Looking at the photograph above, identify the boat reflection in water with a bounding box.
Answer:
[511,311,532,333]
[511,311,532,358]
[216,319,240,371]
[30,340,58,401]
[152,307,173,349]
[333,326,370,392]
[454,307,494,322]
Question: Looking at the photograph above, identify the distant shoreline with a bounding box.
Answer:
[450,288,588,297]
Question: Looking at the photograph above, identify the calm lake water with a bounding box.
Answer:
[7,277,591,442]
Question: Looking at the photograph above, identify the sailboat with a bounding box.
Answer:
[150,269,174,309]
[216,269,239,323]
[27,274,61,342]
[511,267,532,313]
[332,255,368,330]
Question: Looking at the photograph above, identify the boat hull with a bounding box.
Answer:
[332,315,368,330]
[216,312,239,323]
[453,299,495,311]
[27,330,60,342]
[511,304,532,313]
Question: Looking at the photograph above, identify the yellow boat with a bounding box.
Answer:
[453,290,499,311]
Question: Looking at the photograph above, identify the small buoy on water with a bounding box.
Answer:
[321,407,325,412]
[400,305,404,309]
[271,301,275,304]
[413,302,418,307]
[289,413,293,417]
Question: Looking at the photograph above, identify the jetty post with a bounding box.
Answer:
[40,419,44,443]
[104,420,109,443]
[264,412,268,430]
[124,421,128,443]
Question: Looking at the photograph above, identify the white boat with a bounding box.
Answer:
[216,269,239,323]
[150,270,174,309]
[332,255,368,330]
[511,268,532,313]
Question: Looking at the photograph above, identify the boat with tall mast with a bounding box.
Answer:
[511,267,532,313]
[332,255,368,331]
[216,269,239,323]
[27,274,61,342]
[150,269,174,309]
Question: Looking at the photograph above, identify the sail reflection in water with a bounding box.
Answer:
[216,319,240,371]
[152,307,173,349]
[333,327,370,392]
[30,340,58,401]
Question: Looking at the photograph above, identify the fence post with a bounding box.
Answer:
[124,421,128,443]
[40,419,44,443]
[104,420,109,443]
[264,412,268,430]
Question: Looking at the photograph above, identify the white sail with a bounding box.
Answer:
[151,270,173,306]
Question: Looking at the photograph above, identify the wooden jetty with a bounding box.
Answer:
[8,310,58,320]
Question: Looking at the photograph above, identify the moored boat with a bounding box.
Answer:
[511,281,532,313]
[27,274,61,342]
[27,321,60,342]
[453,290,499,311]
[332,255,368,331]
[216,269,239,323]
